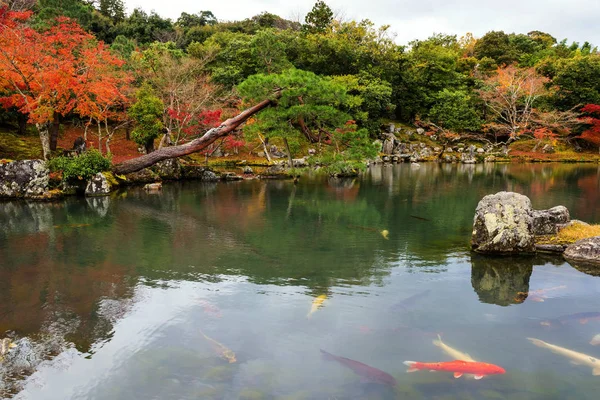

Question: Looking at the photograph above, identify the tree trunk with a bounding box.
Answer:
[17,113,27,135]
[125,126,131,141]
[283,137,293,168]
[49,112,60,151]
[112,92,280,175]
[36,123,51,160]
[144,139,154,155]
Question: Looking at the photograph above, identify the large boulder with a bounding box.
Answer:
[564,236,600,266]
[85,172,118,196]
[0,159,49,199]
[532,206,570,235]
[471,191,536,254]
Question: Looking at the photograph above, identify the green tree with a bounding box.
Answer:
[548,56,600,109]
[394,37,464,120]
[428,89,482,132]
[474,31,514,65]
[237,69,377,171]
[114,8,175,44]
[129,87,164,154]
[35,0,94,29]
[97,0,125,23]
[176,11,217,29]
[331,73,394,132]
[303,0,333,33]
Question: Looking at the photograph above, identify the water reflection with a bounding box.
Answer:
[0,163,599,399]
[471,255,533,306]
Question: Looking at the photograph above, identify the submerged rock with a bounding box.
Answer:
[0,159,49,199]
[471,191,535,254]
[564,236,600,266]
[144,182,162,191]
[532,206,570,235]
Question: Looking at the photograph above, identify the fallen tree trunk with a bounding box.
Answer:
[112,91,281,175]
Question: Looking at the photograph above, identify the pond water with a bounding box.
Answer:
[1,163,600,400]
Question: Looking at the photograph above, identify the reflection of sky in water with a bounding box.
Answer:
[2,163,600,399]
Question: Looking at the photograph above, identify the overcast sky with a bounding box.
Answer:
[125,0,600,47]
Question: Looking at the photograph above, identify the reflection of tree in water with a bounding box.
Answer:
[566,260,600,277]
[470,255,533,306]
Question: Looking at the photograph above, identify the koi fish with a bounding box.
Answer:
[403,360,505,380]
[540,312,600,327]
[198,300,222,318]
[432,335,475,362]
[381,230,389,239]
[199,329,236,363]
[591,334,600,346]
[0,338,17,362]
[390,290,431,311]
[321,349,397,386]
[307,294,327,318]
[515,285,567,303]
[528,337,600,375]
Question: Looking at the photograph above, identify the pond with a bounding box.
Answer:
[1,163,600,400]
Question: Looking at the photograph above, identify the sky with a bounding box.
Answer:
[125,0,600,47]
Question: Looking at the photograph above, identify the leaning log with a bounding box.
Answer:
[112,91,281,175]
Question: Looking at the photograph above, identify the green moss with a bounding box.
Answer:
[102,171,120,187]
[0,131,43,160]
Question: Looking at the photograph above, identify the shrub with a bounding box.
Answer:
[48,150,111,182]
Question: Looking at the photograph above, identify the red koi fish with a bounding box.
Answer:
[403,360,505,380]
[541,312,600,327]
[321,349,397,386]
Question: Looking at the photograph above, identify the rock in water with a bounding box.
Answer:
[0,159,49,199]
[471,191,535,254]
[85,172,118,196]
[532,206,570,235]
[564,237,600,266]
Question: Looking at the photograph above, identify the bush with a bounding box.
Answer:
[48,150,111,182]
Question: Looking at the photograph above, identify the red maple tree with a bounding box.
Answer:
[579,104,600,150]
[0,7,132,159]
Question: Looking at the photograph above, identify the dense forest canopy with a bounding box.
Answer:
[1,0,600,170]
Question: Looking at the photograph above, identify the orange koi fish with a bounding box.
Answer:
[403,360,505,380]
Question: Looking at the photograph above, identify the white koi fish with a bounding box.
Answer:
[528,337,600,375]
[433,334,475,362]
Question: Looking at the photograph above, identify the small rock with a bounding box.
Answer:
[221,172,243,181]
[564,236,600,266]
[123,168,160,185]
[476,147,485,154]
[485,155,496,162]
[445,147,453,153]
[532,206,570,235]
[382,156,390,162]
[308,148,316,155]
[242,166,253,174]
[416,128,425,135]
[85,172,117,196]
[258,151,265,158]
[144,182,162,191]
[292,158,308,167]
[433,147,441,152]
[542,144,555,154]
